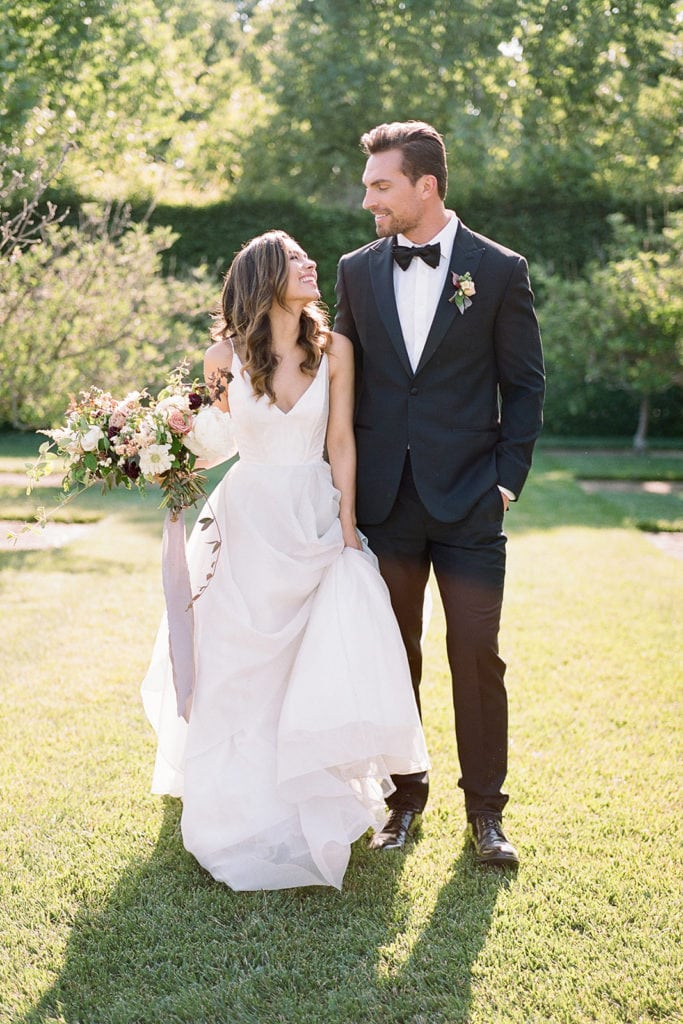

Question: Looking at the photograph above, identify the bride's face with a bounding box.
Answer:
[283,246,319,304]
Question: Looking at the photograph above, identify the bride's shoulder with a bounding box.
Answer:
[324,331,353,359]
[324,331,353,383]
[205,336,233,364]
[325,331,353,370]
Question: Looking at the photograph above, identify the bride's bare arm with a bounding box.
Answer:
[326,332,362,550]
[204,340,233,413]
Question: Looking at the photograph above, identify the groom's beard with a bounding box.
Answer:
[372,211,421,238]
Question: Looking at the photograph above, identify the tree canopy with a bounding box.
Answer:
[2,0,681,439]
[2,0,680,207]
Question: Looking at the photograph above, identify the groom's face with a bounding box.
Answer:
[361,149,425,238]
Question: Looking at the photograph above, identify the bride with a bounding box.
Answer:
[141,230,429,891]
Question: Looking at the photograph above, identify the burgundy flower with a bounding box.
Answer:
[188,392,203,410]
[107,424,120,439]
[123,459,141,480]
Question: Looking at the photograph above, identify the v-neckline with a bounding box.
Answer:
[233,350,324,416]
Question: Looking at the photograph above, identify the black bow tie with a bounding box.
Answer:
[392,241,441,271]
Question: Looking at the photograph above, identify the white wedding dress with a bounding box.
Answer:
[141,351,429,890]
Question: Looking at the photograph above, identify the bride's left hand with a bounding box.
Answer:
[342,524,363,550]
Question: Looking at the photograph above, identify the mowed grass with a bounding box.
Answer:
[0,438,681,1024]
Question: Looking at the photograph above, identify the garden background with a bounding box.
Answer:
[1,2,681,1022]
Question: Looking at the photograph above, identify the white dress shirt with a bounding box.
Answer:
[393,211,458,372]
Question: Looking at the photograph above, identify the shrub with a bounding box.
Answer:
[0,156,215,429]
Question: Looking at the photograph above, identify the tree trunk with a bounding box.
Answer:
[633,393,650,453]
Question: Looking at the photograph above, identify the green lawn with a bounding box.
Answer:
[1,440,681,1024]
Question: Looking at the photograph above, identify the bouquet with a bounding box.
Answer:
[22,362,235,723]
[27,363,234,521]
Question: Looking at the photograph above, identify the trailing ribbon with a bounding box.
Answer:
[161,509,196,721]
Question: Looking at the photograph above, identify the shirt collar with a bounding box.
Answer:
[396,210,459,261]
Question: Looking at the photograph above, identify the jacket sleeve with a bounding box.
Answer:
[333,257,360,345]
[493,256,546,498]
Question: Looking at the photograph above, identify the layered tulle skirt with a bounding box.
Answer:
[142,458,428,890]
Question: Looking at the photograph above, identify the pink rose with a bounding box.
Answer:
[109,409,128,429]
[167,409,193,435]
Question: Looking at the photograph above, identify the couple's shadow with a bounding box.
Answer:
[22,799,512,1024]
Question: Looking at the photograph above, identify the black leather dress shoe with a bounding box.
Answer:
[469,816,519,866]
[368,809,418,851]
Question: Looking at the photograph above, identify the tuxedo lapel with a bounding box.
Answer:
[415,223,485,374]
[368,239,414,378]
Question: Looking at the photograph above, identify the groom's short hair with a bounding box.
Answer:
[360,121,448,200]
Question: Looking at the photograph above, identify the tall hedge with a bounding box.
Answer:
[45,188,681,440]
[134,186,640,301]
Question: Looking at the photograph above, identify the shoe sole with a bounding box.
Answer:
[475,851,519,866]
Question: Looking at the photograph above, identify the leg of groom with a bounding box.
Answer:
[360,456,431,851]
[430,485,519,866]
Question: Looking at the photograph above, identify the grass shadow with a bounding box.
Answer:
[19,801,504,1024]
[388,847,514,1020]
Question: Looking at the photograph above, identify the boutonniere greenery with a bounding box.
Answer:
[448,271,476,314]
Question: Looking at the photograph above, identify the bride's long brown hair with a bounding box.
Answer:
[211,230,328,402]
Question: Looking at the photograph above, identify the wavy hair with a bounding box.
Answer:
[211,230,328,402]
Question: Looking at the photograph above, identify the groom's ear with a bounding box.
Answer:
[418,174,439,200]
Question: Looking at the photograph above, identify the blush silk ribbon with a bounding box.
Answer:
[161,510,195,722]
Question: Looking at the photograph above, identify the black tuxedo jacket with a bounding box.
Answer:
[334,222,546,524]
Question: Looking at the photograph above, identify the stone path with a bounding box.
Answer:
[578,479,683,495]
[3,520,93,550]
[577,478,682,560]
[644,531,683,560]
[0,470,94,550]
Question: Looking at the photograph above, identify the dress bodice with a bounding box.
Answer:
[229,352,329,466]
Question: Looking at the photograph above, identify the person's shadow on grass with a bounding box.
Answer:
[21,798,509,1024]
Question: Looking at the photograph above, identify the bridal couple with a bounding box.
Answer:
[142,120,545,891]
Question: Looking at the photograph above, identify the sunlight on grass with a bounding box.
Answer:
[1,445,681,1024]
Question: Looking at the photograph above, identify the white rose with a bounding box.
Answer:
[156,394,190,415]
[183,406,236,462]
[139,443,174,479]
[80,426,105,451]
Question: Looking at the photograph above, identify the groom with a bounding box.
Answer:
[334,121,545,865]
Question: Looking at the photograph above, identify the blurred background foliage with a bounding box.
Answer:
[1,0,681,441]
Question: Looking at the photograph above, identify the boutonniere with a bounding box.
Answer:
[448,272,476,314]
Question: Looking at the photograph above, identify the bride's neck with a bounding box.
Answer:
[268,304,303,359]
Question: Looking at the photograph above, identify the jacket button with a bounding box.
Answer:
[409,387,419,395]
